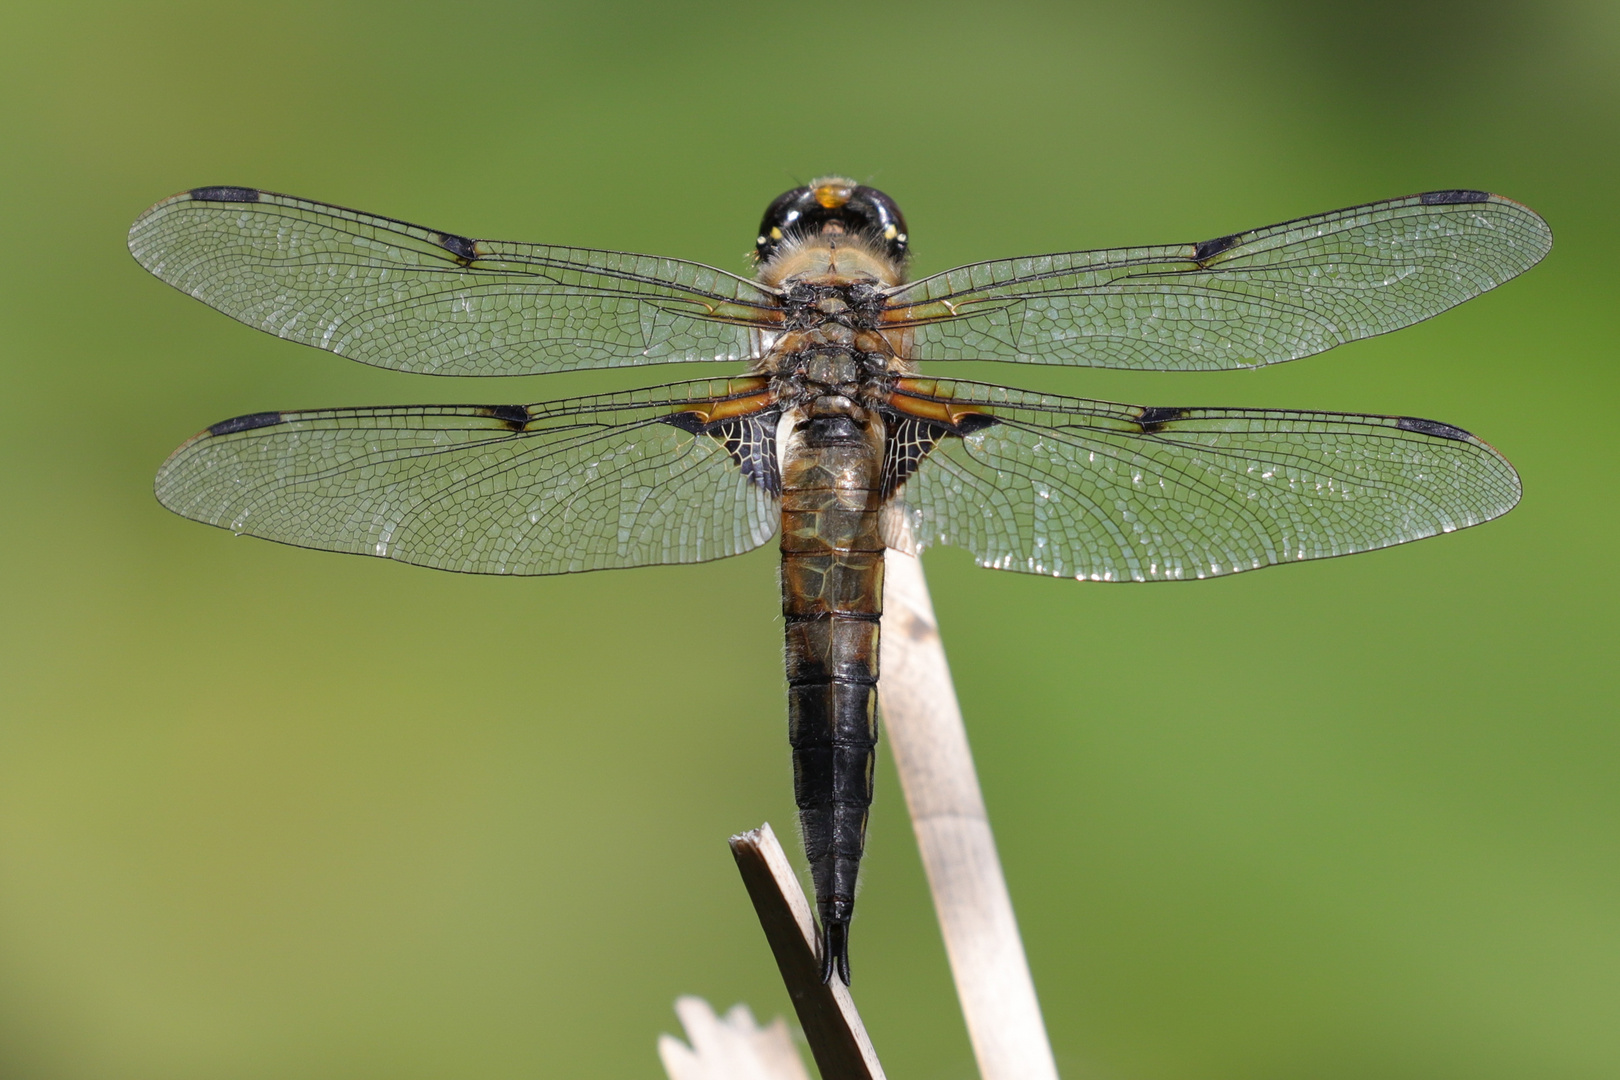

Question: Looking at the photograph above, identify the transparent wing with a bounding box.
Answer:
[886,380,1520,581]
[154,380,780,575]
[129,188,782,376]
[887,192,1551,370]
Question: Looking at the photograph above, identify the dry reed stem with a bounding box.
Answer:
[729,824,885,1080]
[878,548,1060,1080]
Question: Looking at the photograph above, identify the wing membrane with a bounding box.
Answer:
[888,192,1551,370]
[129,188,781,376]
[886,380,1520,581]
[154,380,780,574]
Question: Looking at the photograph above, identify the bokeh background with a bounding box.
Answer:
[2,1,1616,1077]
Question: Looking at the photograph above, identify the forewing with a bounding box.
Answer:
[885,380,1520,581]
[154,380,780,575]
[888,192,1551,370]
[129,188,780,376]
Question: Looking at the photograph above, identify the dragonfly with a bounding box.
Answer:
[129,178,1550,983]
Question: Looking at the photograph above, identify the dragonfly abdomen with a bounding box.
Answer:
[778,403,887,985]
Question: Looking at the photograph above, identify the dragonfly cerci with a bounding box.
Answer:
[130,177,1550,983]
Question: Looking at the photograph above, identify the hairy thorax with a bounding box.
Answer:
[755,236,915,428]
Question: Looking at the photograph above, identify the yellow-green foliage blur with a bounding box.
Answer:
[3,1,1616,1077]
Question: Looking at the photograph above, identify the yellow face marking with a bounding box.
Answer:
[883,224,898,240]
[813,180,854,209]
[770,226,783,240]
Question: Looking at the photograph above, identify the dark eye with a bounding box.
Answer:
[756,187,819,261]
[850,186,909,261]
[754,180,911,263]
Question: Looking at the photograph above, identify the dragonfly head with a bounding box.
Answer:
[755,176,909,267]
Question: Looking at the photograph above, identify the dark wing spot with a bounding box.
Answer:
[658,410,782,495]
[884,416,945,496]
[1137,405,1186,433]
[1396,415,1473,441]
[1420,190,1491,205]
[955,413,998,435]
[881,409,1000,496]
[661,411,709,434]
[714,412,782,495]
[208,411,283,436]
[437,232,478,261]
[189,186,261,203]
[480,404,530,431]
[1194,232,1243,262]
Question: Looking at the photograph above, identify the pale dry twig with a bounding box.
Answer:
[877,548,1060,1080]
[658,997,811,1080]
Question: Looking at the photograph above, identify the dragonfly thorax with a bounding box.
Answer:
[767,344,892,416]
[758,277,908,402]
[779,279,889,330]
[799,347,879,386]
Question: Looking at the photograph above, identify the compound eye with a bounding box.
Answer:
[851,184,909,259]
[756,187,817,259]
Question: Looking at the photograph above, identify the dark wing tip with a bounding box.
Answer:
[1419,189,1492,206]
[187,185,262,203]
[208,411,284,436]
[1396,415,1473,441]
[1411,190,1554,272]
[131,187,264,256]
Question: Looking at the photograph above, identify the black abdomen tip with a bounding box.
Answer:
[208,411,283,436]
[821,921,851,985]
[188,186,262,203]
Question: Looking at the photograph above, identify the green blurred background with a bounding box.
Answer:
[2,1,1616,1077]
